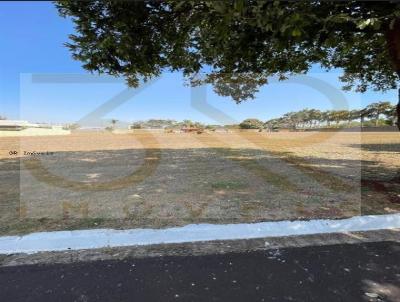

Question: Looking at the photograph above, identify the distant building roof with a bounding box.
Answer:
[0,120,48,128]
[0,120,29,126]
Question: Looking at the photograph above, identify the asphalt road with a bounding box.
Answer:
[1,241,399,302]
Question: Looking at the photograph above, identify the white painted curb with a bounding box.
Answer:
[0,214,399,254]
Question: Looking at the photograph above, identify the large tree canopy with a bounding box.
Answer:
[56,0,400,128]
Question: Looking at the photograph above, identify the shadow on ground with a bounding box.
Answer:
[349,143,400,154]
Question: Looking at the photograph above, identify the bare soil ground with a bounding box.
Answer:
[0,131,399,235]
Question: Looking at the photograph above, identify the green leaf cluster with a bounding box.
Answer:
[56,1,400,101]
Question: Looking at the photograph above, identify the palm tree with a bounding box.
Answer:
[366,102,393,126]
[298,110,312,129]
[308,109,322,128]
[282,112,297,129]
[384,104,397,126]
[321,110,335,127]
[329,110,346,127]
[299,109,311,128]
[376,102,394,125]
[182,120,193,127]
[264,119,281,131]
[359,108,372,128]
[346,110,360,126]
[110,119,118,129]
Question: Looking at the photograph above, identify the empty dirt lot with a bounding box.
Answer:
[0,130,399,235]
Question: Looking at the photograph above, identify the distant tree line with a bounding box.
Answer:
[130,119,210,130]
[241,101,397,130]
[128,101,396,131]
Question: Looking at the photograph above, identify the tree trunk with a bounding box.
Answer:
[386,18,400,130]
[397,87,400,130]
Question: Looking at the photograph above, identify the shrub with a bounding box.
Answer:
[239,118,264,129]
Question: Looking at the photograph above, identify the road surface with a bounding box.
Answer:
[1,241,399,301]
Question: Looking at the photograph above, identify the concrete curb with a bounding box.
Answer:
[1,214,399,255]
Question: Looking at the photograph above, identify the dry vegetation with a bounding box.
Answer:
[0,130,399,235]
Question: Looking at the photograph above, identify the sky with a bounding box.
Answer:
[0,1,398,126]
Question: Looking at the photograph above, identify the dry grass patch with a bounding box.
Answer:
[0,131,398,235]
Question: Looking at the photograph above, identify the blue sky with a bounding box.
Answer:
[0,1,397,125]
